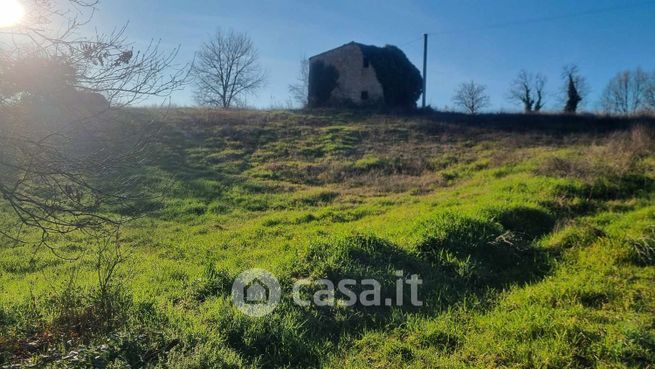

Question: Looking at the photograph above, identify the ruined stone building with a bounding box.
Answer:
[308,42,423,108]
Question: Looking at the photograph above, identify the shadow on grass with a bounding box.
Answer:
[298,107,655,134]
[202,207,556,368]
[415,111,655,135]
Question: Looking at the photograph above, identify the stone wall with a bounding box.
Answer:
[309,42,384,105]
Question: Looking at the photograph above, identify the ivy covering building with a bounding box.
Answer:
[308,42,423,109]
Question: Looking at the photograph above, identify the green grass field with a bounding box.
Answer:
[1,109,654,368]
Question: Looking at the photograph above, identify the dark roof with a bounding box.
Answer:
[309,41,364,60]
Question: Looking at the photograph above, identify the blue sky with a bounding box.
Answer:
[93,0,655,111]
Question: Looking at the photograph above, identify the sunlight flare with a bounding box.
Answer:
[0,0,25,28]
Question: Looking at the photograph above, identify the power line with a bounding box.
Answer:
[426,1,655,37]
[398,36,423,47]
[397,2,655,54]
[399,1,655,108]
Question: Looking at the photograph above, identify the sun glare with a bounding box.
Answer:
[0,0,25,28]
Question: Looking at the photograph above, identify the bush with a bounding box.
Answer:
[0,284,182,368]
[49,284,132,337]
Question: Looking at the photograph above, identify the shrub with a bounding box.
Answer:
[2,285,179,368]
[49,284,132,337]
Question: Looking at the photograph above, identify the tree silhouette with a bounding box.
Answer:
[508,70,547,113]
[561,65,588,114]
[601,68,650,114]
[452,81,490,114]
[192,29,266,108]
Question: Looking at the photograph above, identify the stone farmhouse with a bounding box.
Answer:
[308,42,383,106]
[308,42,423,108]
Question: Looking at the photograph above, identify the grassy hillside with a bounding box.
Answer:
[1,109,654,368]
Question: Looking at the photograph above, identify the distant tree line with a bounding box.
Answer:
[451,65,655,115]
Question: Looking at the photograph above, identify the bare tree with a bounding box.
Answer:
[561,64,589,114]
[533,75,547,112]
[452,81,490,114]
[0,4,185,107]
[191,30,266,108]
[508,70,547,113]
[601,68,650,114]
[0,1,186,259]
[646,71,655,112]
[288,58,309,108]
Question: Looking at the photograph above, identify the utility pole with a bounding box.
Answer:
[422,33,428,109]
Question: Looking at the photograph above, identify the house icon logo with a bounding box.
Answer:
[231,269,281,317]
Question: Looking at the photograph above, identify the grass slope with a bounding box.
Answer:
[1,109,654,368]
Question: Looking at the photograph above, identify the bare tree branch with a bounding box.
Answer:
[288,57,309,108]
[0,0,187,257]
